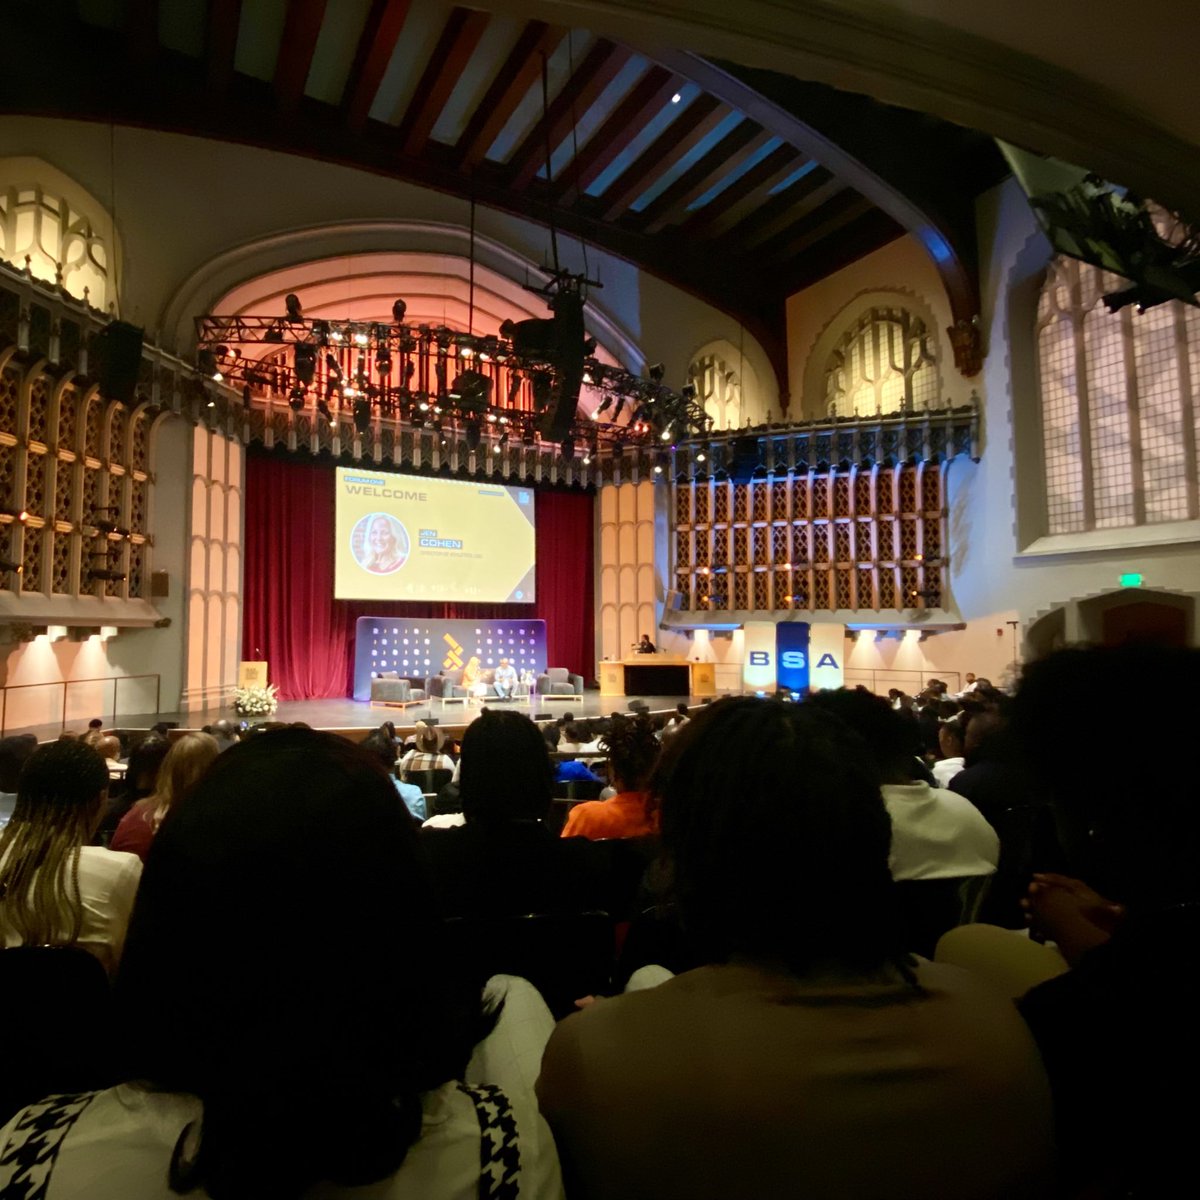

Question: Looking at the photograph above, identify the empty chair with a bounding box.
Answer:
[0,946,113,1125]
[536,668,584,698]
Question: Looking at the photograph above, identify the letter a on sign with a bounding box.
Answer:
[815,652,839,669]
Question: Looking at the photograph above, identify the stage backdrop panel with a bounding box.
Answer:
[354,617,547,701]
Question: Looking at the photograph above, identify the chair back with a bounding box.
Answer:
[405,768,453,796]
[441,910,614,1019]
[892,874,993,958]
[545,667,569,684]
[548,797,583,833]
[0,946,113,1125]
[553,779,604,801]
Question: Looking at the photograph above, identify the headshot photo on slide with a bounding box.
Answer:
[353,512,410,575]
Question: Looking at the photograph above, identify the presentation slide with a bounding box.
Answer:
[334,467,536,603]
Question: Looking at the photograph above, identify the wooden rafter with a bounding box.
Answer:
[398,7,491,158]
[505,40,632,190]
[635,124,772,235]
[679,143,802,238]
[597,94,725,220]
[205,0,243,98]
[548,65,682,203]
[453,21,565,169]
[755,193,876,263]
[341,0,414,131]
[720,168,841,250]
[772,209,905,295]
[274,0,328,113]
[125,0,160,64]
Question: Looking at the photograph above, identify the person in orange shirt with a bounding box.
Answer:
[561,714,660,840]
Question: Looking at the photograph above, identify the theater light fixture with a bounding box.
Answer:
[285,293,303,321]
[392,298,407,323]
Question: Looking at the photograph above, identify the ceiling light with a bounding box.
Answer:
[354,332,368,346]
[696,452,706,462]
[671,92,682,103]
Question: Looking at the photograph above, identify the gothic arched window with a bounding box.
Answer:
[823,306,938,417]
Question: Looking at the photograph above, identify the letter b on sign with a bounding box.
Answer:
[748,651,770,666]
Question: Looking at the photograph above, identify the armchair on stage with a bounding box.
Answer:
[537,667,584,700]
[425,669,470,704]
[369,672,428,707]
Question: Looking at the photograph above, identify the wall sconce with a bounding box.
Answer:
[46,624,68,642]
[99,625,118,641]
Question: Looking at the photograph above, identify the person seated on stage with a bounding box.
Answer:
[635,633,656,655]
[359,727,427,823]
[110,733,221,862]
[399,722,455,777]
[492,658,518,699]
[460,656,488,700]
[0,740,142,976]
[537,697,1054,1200]
[808,688,999,883]
[561,714,661,840]
[421,711,609,919]
[0,727,564,1200]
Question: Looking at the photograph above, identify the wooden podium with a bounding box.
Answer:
[599,658,716,698]
[238,661,269,689]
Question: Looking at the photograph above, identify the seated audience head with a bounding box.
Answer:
[938,715,968,761]
[208,718,239,753]
[541,721,561,751]
[600,713,661,793]
[1013,644,1200,907]
[0,733,38,793]
[652,696,901,977]
[675,702,689,718]
[458,710,553,823]
[359,725,399,771]
[123,734,172,799]
[97,734,122,761]
[149,732,220,826]
[412,721,442,754]
[0,740,110,947]
[562,721,585,744]
[807,688,922,784]
[115,727,480,1200]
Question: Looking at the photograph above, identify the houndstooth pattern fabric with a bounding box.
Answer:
[457,1082,520,1200]
[0,1092,97,1200]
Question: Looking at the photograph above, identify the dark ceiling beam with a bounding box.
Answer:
[453,21,566,169]
[548,65,682,203]
[597,94,725,220]
[125,0,160,64]
[647,49,981,331]
[771,209,905,297]
[505,40,633,191]
[678,143,802,238]
[274,0,328,113]
[205,0,243,98]
[397,6,491,158]
[635,124,773,235]
[754,193,876,264]
[719,168,842,250]
[341,0,413,131]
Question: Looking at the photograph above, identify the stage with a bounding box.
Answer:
[12,692,716,744]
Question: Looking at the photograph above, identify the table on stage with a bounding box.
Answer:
[598,657,717,698]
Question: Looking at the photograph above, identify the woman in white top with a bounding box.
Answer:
[0,728,561,1200]
[0,739,142,976]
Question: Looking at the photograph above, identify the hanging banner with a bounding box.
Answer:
[774,622,811,694]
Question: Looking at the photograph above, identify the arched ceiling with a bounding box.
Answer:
[2,0,1015,394]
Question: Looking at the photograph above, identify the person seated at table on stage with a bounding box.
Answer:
[399,723,455,776]
[635,633,656,655]
[493,658,518,699]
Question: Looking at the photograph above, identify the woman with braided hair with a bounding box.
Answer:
[0,739,142,975]
[561,713,661,839]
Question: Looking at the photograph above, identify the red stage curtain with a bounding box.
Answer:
[242,454,595,700]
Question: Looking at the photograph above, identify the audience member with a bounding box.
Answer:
[932,714,968,788]
[360,726,427,822]
[538,697,1054,1200]
[0,740,142,975]
[560,714,660,839]
[110,733,221,861]
[809,688,998,881]
[399,722,454,775]
[0,728,563,1199]
[659,702,691,740]
[422,711,608,918]
[0,734,37,832]
[96,733,171,843]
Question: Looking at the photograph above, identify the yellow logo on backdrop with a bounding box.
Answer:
[442,633,464,670]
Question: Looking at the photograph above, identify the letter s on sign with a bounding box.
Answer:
[780,651,807,670]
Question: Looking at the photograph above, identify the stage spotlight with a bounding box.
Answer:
[465,420,482,451]
[506,373,522,406]
[696,451,706,463]
[325,353,342,378]
[242,384,252,409]
[449,369,493,413]
[375,347,392,374]
[197,348,219,379]
[648,362,665,382]
[289,385,306,412]
[681,383,697,399]
[392,299,407,324]
[294,344,317,385]
[316,399,332,421]
[285,293,303,321]
[582,336,597,356]
[312,319,329,344]
[560,435,575,460]
[353,397,372,434]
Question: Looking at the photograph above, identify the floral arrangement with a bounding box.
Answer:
[233,683,279,716]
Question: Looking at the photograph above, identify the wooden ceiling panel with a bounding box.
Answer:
[274,0,329,112]
[679,143,804,238]
[341,0,414,131]
[205,0,244,98]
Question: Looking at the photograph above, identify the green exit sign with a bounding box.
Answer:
[1119,573,1144,588]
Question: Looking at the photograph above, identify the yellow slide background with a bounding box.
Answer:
[334,467,536,602]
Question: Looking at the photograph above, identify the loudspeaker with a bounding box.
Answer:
[150,570,169,598]
[91,320,144,405]
[729,436,760,481]
[665,589,684,611]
